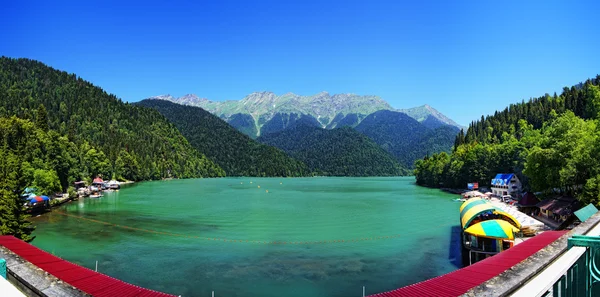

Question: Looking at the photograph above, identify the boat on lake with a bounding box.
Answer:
[107,180,120,190]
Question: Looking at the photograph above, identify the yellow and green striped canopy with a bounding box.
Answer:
[464,219,521,240]
[459,197,487,217]
[460,199,521,229]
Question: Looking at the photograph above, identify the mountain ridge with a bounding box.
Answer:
[147,92,462,136]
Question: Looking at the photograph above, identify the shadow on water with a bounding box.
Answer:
[448,225,463,269]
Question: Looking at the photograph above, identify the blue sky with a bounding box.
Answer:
[3,0,599,126]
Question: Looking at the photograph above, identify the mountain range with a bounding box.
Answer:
[148,92,461,169]
[149,92,462,138]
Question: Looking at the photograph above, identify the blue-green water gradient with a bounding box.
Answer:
[30,177,461,297]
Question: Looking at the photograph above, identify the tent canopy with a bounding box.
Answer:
[465,219,521,240]
[460,198,487,217]
[460,199,521,229]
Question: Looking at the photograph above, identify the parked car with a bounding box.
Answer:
[501,195,513,203]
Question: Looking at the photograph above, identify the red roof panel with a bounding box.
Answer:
[369,231,567,297]
[0,235,176,297]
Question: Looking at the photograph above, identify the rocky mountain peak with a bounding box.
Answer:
[149,94,176,101]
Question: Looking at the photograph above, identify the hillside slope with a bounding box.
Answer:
[137,100,309,177]
[0,57,224,180]
[258,125,409,176]
[355,110,458,168]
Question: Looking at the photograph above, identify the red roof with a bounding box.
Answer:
[0,236,176,297]
[93,177,104,183]
[368,231,567,297]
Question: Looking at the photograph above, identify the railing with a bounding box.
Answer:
[510,224,600,297]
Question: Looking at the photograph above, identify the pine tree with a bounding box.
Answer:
[36,104,49,132]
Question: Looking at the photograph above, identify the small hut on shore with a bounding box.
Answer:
[536,196,580,224]
[516,192,540,215]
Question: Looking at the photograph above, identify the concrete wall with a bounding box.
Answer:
[0,247,88,297]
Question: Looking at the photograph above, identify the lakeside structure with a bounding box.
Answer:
[490,173,522,198]
[459,198,522,265]
[371,210,600,296]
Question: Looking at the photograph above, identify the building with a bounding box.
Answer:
[491,173,522,197]
[536,196,580,224]
[516,192,540,215]
[459,198,521,265]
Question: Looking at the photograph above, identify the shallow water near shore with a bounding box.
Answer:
[31,177,461,297]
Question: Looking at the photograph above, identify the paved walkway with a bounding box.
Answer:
[532,215,561,230]
[488,199,545,230]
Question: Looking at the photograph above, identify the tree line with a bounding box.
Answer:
[415,75,600,206]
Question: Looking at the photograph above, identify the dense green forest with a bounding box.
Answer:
[258,125,409,176]
[415,76,600,206]
[137,100,309,177]
[0,57,225,240]
[0,57,224,182]
[354,110,459,168]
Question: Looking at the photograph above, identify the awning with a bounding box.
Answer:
[464,219,521,240]
[460,198,487,217]
[460,200,521,229]
[28,196,49,203]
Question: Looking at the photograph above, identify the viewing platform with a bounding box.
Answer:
[369,209,600,297]
[0,236,175,297]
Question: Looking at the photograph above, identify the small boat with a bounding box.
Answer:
[107,180,120,190]
[90,194,103,198]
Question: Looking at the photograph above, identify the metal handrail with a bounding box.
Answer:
[509,246,586,297]
[509,220,600,297]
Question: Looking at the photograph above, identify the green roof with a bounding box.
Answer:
[574,204,598,223]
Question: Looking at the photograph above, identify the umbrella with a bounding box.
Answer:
[464,219,521,240]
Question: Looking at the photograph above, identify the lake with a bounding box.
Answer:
[30,177,462,297]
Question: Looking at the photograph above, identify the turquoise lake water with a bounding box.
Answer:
[30,177,462,297]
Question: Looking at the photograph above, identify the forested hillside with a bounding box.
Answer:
[0,57,224,182]
[415,76,600,205]
[354,110,459,168]
[0,117,67,242]
[0,57,225,241]
[137,100,309,177]
[258,125,409,176]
